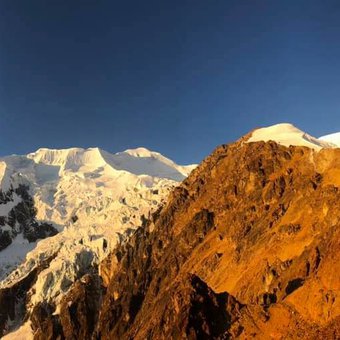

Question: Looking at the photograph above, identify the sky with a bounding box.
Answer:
[1,1,340,164]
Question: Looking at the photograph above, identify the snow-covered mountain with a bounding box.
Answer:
[0,147,194,237]
[2,123,340,338]
[0,146,195,337]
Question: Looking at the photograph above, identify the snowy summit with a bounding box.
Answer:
[247,123,338,150]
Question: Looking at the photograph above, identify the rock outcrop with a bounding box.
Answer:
[22,135,340,338]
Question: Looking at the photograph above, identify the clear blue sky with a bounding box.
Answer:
[1,1,340,164]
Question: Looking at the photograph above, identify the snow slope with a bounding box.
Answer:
[0,146,195,337]
[318,132,340,147]
[247,123,335,150]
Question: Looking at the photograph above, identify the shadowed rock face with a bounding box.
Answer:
[0,254,57,338]
[31,138,340,339]
[31,274,102,340]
